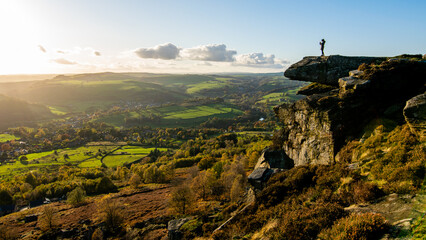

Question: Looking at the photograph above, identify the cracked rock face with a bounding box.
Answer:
[284,55,386,86]
[274,92,342,165]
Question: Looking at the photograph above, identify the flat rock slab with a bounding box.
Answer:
[284,55,386,86]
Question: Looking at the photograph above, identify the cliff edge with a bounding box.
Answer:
[276,56,426,166]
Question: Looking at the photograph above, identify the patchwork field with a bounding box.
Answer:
[93,103,243,128]
[0,72,307,130]
[0,144,167,178]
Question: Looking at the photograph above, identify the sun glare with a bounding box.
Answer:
[0,1,50,74]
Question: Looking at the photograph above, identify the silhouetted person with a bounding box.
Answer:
[319,39,326,56]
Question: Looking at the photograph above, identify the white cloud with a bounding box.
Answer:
[181,44,236,62]
[52,58,78,65]
[134,43,180,60]
[233,53,289,69]
[38,45,46,53]
[235,53,275,65]
[55,47,101,57]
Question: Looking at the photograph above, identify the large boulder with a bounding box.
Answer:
[248,168,274,189]
[254,148,294,169]
[404,92,426,141]
[284,55,386,86]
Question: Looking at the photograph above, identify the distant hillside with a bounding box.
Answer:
[0,73,189,113]
[0,72,305,114]
[0,95,54,130]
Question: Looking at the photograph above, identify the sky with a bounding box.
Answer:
[0,0,425,75]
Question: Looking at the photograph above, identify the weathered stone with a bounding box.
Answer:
[248,168,274,189]
[274,93,340,165]
[254,148,294,169]
[349,69,364,77]
[168,217,191,240]
[284,55,386,86]
[404,92,426,141]
[338,76,371,97]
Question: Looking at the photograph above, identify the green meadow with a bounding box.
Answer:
[0,133,19,143]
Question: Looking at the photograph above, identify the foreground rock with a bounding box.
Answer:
[284,55,386,86]
[168,217,191,240]
[404,92,426,141]
[277,58,426,165]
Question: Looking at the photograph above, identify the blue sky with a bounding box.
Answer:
[0,0,425,74]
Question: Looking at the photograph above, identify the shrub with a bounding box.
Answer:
[0,189,13,205]
[412,214,426,239]
[143,165,165,183]
[128,173,141,188]
[197,157,216,170]
[19,156,28,165]
[99,198,123,233]
[174,157,200,168]
[67,187,86,206]
[91,228,104,240]
[96,177,117,194]
[318,213,388,240]
[181,218,203,238]
[352,181,383,203]
[267,202,345,240]
[257,166,315,207]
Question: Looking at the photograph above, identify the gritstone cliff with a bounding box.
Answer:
[275,55,426,166]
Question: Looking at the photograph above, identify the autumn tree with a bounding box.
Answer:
[41,205,56,230]
[191,170,216,200]
[170,184,194,215]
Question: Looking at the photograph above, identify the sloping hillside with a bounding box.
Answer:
[0,95,54,130]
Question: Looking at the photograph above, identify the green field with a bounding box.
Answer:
[0,144,168,178]
[103,146,167,167]
[256,89,305,107]
[94,103,243,128]
[0,134,19,143]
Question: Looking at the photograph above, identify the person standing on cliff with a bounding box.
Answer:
[319,39,326,56]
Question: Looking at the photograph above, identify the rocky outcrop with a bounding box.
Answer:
[284,55,386,86]
[404,92,426,141]
[277,58,426,165]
